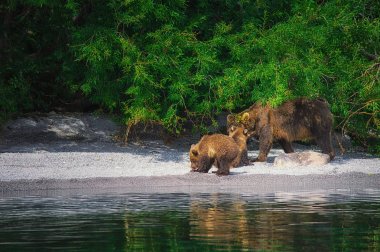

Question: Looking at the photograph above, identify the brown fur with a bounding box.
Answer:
[227,126,251,166]
[227,98,335,162]
[190,127,251,176]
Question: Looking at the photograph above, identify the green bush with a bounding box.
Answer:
[1,0,379,152]
[0,0,74,122]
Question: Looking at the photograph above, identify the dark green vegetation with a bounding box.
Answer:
[1,0,379,152]
[1,192,380,251]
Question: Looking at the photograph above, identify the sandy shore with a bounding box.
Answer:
[1,141,379,195]
[1,113,379,195]
[1,144,379,179]
[1,172,379,195]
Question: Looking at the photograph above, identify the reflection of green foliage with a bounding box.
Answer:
[328,202,380,251]
[373,229,380,251]
[124,210,219,251]
[122,198,380,251]
[1,0,379,152]
[1,193,380,251]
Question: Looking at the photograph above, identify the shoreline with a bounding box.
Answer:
[1,113,379,196]
[1,172,379,196]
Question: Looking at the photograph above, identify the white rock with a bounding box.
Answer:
[274,151,330,167]
[2,113,119,143]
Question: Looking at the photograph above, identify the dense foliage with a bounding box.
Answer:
[1,0,379,151]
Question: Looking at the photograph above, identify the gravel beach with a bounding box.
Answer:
[1,113,379,194]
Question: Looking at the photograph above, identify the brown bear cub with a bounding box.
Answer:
[227,98,335,162]
[190,126,251,176]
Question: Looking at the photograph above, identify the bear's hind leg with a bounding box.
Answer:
[278,139,294,153]
[215,158,230,176]
[316,132,335,160]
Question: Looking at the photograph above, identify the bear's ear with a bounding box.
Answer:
[227,114,235,123]
[249,102,262,110]
[241,112,250,123]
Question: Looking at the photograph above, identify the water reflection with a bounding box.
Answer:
[188,193,333,251]
[0,190,380,251]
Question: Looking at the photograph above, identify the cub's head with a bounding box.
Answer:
[189,143,213,173]
[227,125,253,140]
[189,144,200,171]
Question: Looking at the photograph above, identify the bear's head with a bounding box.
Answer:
[226,102,265,135]
[227,112,254,134]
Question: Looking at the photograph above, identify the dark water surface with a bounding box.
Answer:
[1,189,380,251]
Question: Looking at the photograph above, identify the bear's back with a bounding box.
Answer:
[199,134,239,158]
[273,98,333,140]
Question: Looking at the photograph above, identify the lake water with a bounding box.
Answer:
[1,189,379,251]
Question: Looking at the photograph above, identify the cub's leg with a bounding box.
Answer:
[278,139,294,153]
[238,149,250,166]
[215,158,230,176]
[198,155,214,173]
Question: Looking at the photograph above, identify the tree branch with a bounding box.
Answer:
[361,49,379,61]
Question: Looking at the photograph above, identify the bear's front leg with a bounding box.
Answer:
[255,126,273,162]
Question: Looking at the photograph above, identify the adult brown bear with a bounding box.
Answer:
[189,126,251,176]
[227,98,335,162]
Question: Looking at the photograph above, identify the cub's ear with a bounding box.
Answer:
[241,112,250,122]
[227,114,236,124]
[230,126,236,132]
[191,149,198,156]
[190,145,198,156]
[243,129,248,135]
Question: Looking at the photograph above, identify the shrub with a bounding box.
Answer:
[1,0,379,152]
